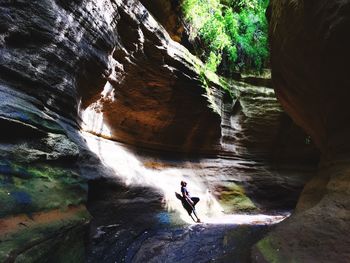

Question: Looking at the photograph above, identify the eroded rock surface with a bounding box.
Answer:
[253,1,350,262]
[139,0,185,43]
[0,0,117,260]
[0,0,320,261]
[82,1,223,153]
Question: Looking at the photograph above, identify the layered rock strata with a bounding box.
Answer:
[0,0,118,260]
[0,0,320,261]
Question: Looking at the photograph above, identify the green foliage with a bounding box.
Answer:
[218,182,257,212]
[206,51,222,72]
[182,0,269,73]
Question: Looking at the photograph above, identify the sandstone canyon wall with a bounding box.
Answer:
[0,0,319,262]
[0,0,119,261]
[253,1,350,262]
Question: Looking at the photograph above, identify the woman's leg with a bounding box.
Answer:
[191,197,200,206]
[190,197,201,222]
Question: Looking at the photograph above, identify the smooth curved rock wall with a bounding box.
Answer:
[253,1,350,262]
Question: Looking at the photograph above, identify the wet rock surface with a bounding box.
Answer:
[126,224,270,263]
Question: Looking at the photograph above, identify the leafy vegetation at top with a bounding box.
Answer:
[182,0,269,74]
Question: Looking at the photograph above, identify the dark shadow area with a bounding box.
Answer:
[86,178,164,262]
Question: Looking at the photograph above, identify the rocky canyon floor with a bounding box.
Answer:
[86,178,289,263]
[83,133,298,263]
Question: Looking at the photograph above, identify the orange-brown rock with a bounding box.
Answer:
[139,0,185,43]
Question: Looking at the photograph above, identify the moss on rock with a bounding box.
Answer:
[0,162,87,218]
[217,182,257,213]
[253,236,286,263]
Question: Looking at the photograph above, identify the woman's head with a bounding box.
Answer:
[180,181,187,187]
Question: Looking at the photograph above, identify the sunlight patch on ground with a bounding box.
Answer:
[80,131,225,223]
[201,213,289,225]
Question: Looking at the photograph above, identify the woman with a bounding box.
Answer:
[180,181,201,223]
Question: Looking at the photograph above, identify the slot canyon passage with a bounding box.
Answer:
[0,0,349,262]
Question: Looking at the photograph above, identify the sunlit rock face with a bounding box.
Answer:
[82,0,223,153]
[82,0,318,158]
[253,1,350,262]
